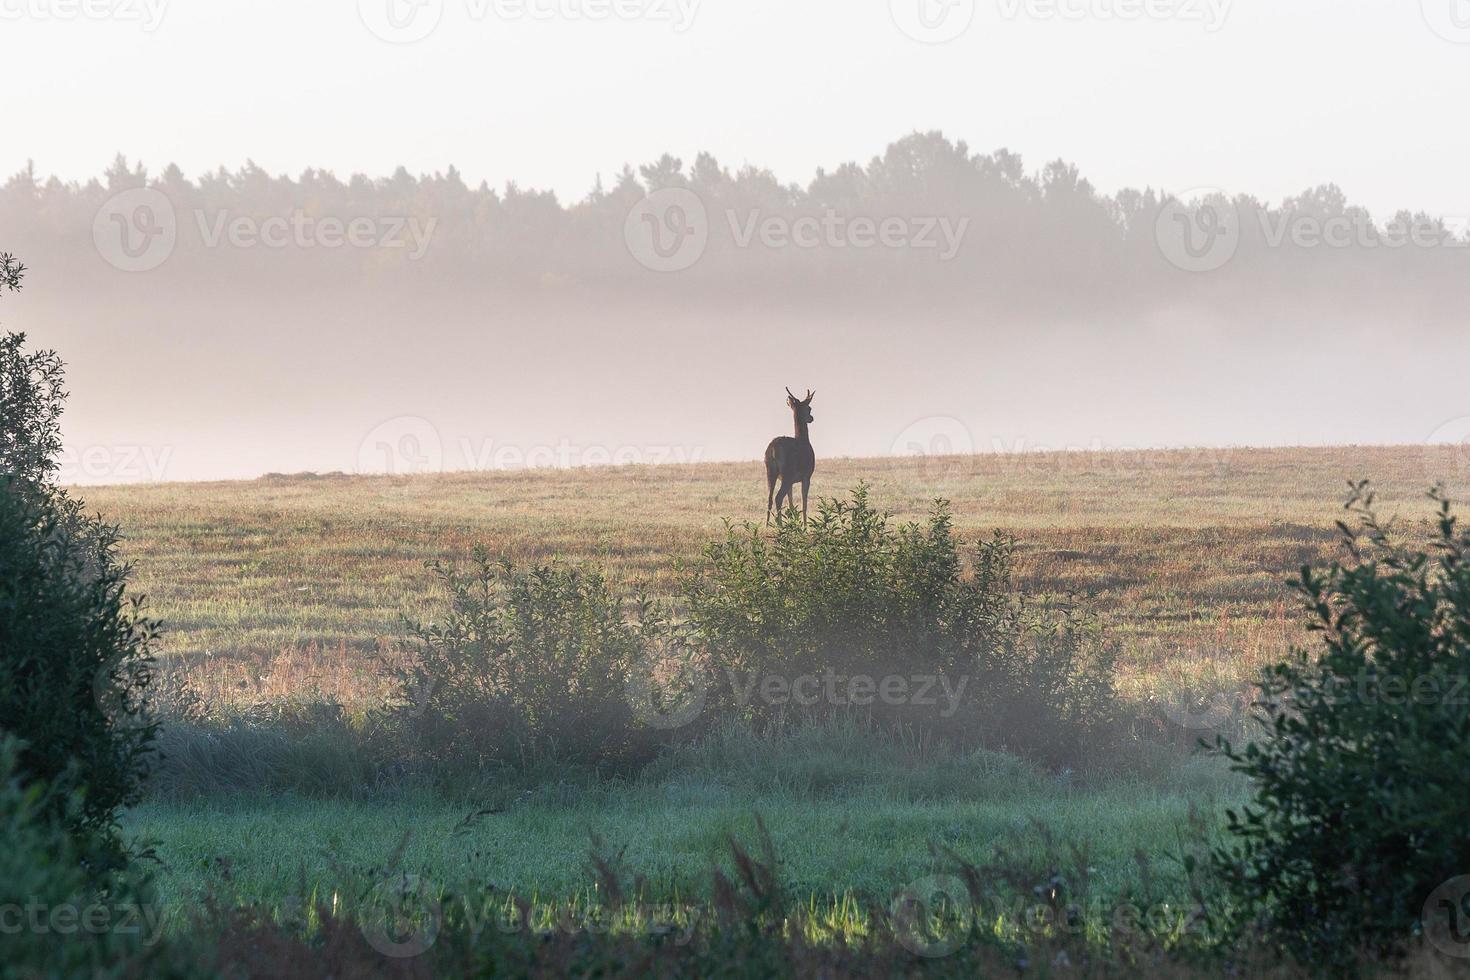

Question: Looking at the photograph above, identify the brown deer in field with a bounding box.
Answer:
[765,388,815,525]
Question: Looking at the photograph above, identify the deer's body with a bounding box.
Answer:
[765,388,815,524]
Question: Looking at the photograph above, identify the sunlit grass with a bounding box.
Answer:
[81,445,1468,718]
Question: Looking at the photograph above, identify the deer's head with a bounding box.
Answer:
[786,387,815,424]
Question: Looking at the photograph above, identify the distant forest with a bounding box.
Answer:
[4,131,1467,323]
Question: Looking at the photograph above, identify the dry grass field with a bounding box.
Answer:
[81,444,1470,717]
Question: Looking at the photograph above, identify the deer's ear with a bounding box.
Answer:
[804,390,815,404]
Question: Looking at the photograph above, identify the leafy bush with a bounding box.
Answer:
[0,737,164,980]
[0,331,64,494]
[0,324,160,875]
[684,485,1116,764]
[0,477,161,874]
[1212,484,1470,968]
[385,549,669,777]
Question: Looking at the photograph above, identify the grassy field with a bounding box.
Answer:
[83,444,1470,714]
[80,444,1470,963]
[126,735,1240,935]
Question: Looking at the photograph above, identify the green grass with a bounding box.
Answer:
[127,735,1244,936]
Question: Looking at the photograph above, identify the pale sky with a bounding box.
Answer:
[2,0,1468,220]
[6,0,1470,483]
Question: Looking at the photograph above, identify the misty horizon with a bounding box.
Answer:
[5,128,1470,484]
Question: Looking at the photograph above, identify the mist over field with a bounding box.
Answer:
[11,4,1470,975]
[6,137,1470,483]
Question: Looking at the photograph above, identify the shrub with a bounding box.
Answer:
[0,325,159,874]
[683,485,1116,764]
[384,549,669,777]
[1212,483,1470,968]
[0,736,163,979]
[0,478,161,874]
[0,331,64,494]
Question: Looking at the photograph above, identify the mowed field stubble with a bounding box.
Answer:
[80,444,1470,719]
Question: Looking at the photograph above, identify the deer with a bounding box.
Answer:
[765,387,815,525]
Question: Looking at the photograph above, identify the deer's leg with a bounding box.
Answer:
[766,468,778,525]
[775,478,793,522]
[800,478,810,525]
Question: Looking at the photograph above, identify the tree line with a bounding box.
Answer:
[4,131,1467,322]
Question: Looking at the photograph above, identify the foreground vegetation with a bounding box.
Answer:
[7,275,1470,975]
